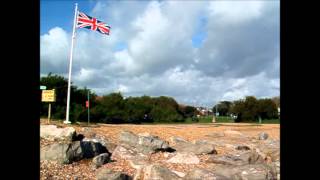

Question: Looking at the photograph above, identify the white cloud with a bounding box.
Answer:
[208,1,264,25]
[40,27,70,74]
[41,0,280,107]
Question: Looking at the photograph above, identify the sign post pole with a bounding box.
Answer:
[42,89,56,124]
[48,103,51,124]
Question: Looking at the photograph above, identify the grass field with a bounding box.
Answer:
[42,115,280,125]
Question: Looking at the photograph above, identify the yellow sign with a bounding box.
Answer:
[42,89,56,102]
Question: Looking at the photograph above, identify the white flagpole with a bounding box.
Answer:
[64,3,78,124]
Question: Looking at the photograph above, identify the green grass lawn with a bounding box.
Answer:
[182,116,280,124]
[41,115,280,125]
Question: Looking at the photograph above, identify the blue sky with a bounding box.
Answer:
[41,0,206,48]
[40,0,279,107]
[41,0,95,34]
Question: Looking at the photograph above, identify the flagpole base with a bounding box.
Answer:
[63,120,72,124]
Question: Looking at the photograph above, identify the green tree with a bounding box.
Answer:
[150,96,184,122]
[231,96,279,122]
[124,96,153,123]
[40,73,97,122]
[257,98,278,120]
[213,101,232,116]
[179,105,197,118]
[230,96,259,122]
[97,92,126,123]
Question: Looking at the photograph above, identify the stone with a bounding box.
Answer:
[96,169,131,180]
[232,164,276,180]
[255,140,280,162]
[183,168,229,180]
[172,170,186,178]
[258,132,269,140]
[119,131,169,154]
[91,135,118,153]
[92,153,111,169]
[224,144,236,149]
[206,151,264,166]
[166,152,200,164]
[140,164,181,180]
[111,145,148,162]
[128,158,149,170]
[111,145,138,160]
[81,138,108,158]
[119,131,139,148]
[214,164,277,180]
[40,141,83,164]
[236,145,251,151]
[40,125,76,141]
[173,139,217,155]
[169,136,189,144]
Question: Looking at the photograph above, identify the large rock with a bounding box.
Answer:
[258,132,269,140]
[183,168,229,180]
[111,145,149,162]
[255,140,280,162]
[40,125,76,141]
[173,171,186,178]
[92,153,111,169]
[96,169,131,180]
[214,164,277,180]
[119,131,169,154]
[169,136,189,144]
[40,141,83,164]
[172,139,217,155]
[138,164,181,180]
[81,138,108,158]
[112,145,139,160]
[128,158,149,170]
[166,152,200,164]
[85,136,117,153]
[236,145,251,151]
[206,151,264,166]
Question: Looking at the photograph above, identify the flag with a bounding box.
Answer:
[77,11,111,35]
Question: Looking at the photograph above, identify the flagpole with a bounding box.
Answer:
[64,3,78,124]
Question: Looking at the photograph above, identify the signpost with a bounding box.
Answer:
[41,89,56,123]
[40,85,47,90]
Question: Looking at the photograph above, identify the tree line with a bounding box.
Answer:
[213,96,279,122]
[40,73,279,123]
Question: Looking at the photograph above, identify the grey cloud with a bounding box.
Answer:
[196,1,279,78]
[41,1,279,107]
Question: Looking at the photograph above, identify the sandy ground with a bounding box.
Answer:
[40,119,280,179]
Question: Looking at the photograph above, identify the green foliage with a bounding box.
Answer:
[213,101,232,116]
[149,96,184,123]
[216,116,235,123]
[124,96,153,123]
[40,73,97,122]
[230,96,278,122]
[179,105,197,118]
[40,73,279,124]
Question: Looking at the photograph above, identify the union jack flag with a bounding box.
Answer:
[77,11,111,35]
